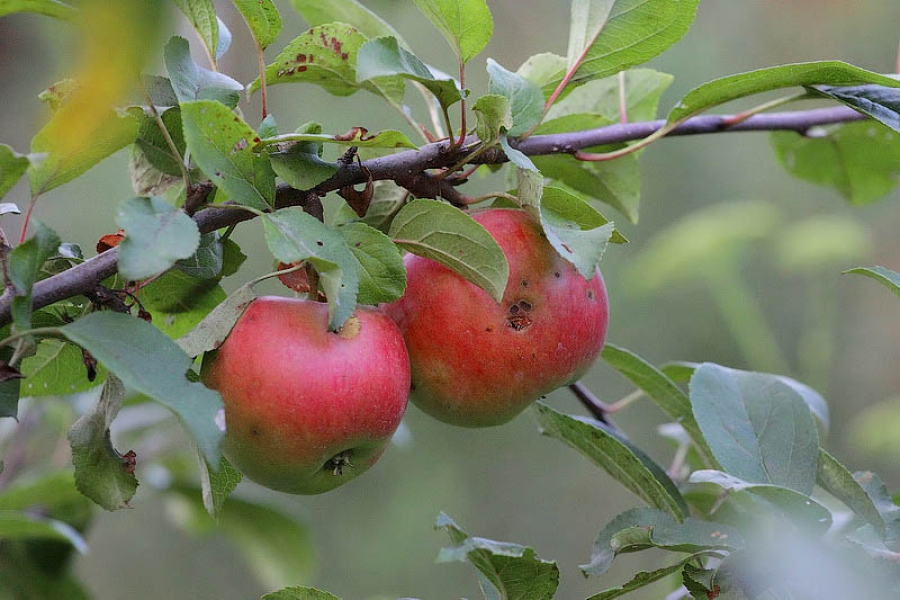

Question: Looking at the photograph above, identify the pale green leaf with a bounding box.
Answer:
[0,0,75,20]
[486,59,543,136]
[338,222,406,305]
[0,144,29,199]
[171,0,219,64]
[844,265,900,298]
[164,36,242,108]
[231,0,282,48]
[8,220,60,332]
[116,196,200,280]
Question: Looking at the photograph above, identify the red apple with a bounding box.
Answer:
[201,297,410,494]
[384,208,609,427]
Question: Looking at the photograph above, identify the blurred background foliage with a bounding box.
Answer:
[1,1,899,598]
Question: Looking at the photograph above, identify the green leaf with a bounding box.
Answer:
[164,36,242,108]
[436,513,559,600]
[844,265,900,298]
[689,363,821,494]
[0,144,29,199]
[67,375,138,511]
[412,0,492,63]
[116,196,200,280]
[8,220,60,332]
[166,489,314,589]
[261,126,416,149]
[812,83,900,133]
[539,186,614,279]
[486,59,544,136]
[231,0,282,48]
[176,282,255,358]
[175,231,224,279]
[356,36,464,110]
[0,471,93,527]
[472,93,512,144]
[289,0,402,41]
[565,0,699,87]
[262,586,339,600]
[261,207,359,330]
[546,68,674,123]
[816,449,887,539]
[181,99,276,210]
[580,507,674,576]
[28,107,139,195]
[199,454,242,520]
[601,344,714,465]
[171,0,219,65]
[268,122,339,191]
[60,312,224,464]
[500,135,538,172]
[132,107,186,179]
[249,23,366,96]
[853,470,900,550]
[388,199,509,303]
[338,222,406,305]
[534,403,688,519]
[688,470,833,535]
[331,180,408,233]
[140,273,227,340]
[536,154,641,223]
[0,0,75,20]
[771,121,900,206]
[0,510,87,551]
[586,552,720,600]
[669,61,900,124]
[516,52,567,100]
[20,338,107,397]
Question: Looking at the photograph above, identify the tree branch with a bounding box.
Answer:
[0,105,866,325]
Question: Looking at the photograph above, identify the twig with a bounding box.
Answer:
[568,381,614,425]
[0,105,868,325]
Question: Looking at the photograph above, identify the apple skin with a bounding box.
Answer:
[201,297,410,494]
[384,208,609,427]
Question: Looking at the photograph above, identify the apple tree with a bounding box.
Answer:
[1,0,900,598]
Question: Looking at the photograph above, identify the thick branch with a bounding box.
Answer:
[0,105,866,325]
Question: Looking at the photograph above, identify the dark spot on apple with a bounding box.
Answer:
[328,451,353,476]
[485,326,494,332]
[508,304,520,315]
[519,300,533,313]
[587,289,595,300]
[507,315,532,331]
[250,426,261,436]
[554,272,561,278]
[316,240,324,246]
[520,279,529,287]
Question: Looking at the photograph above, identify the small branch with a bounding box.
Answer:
[0,105,867,325]
[568,381,614,425]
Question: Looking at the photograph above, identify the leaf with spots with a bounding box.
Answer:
[261,207,359,330]
[436,512,559,600]
[539,186,615,279]
[67,374,138,510]
[181,100,276,211]
[20,338,107,397]
[116,196,201,280]
[259,126,416,150]
[249,23,366,96]
[388,199,508,303]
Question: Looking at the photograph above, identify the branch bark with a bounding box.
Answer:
[0,105,866,325]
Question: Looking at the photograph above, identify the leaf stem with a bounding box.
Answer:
[568,381,616,427]
[253,40,269,120]
[0,326,66,351]
[456,58,467,147]
[140,84,192,186]
[719,91,812,127]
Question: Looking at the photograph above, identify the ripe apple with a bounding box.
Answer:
[384,208,609,427]
[201,296,410,494]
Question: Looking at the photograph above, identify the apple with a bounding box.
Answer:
[384,208,609,427]
[201,296,410,494]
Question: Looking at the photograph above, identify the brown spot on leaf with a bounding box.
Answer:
[96,231,125,253]
[296,53,307,63]
[121,450,137,475]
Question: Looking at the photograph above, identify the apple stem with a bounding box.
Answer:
[568,381,618,429]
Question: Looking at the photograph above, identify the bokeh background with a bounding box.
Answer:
[1,1,899,598]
